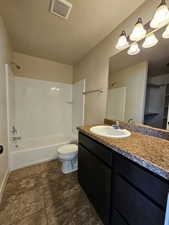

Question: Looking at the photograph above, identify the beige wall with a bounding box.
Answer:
[13,52,73,84]
[74,0,161,124]
[109,62,148,123]
[0,17,12,200]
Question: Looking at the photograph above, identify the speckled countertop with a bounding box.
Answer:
[78,125,169,181]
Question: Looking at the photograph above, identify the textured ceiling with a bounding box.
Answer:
[0,0,146,65]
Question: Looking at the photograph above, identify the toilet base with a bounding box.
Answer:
[60,158,78,174]
[62,166,78,174]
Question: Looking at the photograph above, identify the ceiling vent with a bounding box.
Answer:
[49,0,72,19]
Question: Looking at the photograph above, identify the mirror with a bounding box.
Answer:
[107,26,169,130]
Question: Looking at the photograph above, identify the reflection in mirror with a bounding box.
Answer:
[107,27,169,130]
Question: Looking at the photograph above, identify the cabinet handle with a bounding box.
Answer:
[164,193,169,225]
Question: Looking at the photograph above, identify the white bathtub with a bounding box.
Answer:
[10,135,77,171]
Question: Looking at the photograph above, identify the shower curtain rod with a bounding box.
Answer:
[11,62,21,70]
[83,89,103,95]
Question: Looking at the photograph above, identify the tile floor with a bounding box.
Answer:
[0,160,103,225]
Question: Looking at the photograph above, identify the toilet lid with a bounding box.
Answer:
[58,144,78,154]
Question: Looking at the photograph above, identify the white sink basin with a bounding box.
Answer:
[90,125,131,139]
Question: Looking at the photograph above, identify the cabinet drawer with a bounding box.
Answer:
[113,175,165,225]
[111,210,127,225]
[79,132,112,166]
[114,154,169,208]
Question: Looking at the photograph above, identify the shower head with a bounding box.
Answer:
[11,62,21,70]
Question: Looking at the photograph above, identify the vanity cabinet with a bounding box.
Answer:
[78,132,169,225]
[112,175,165,225]
[111,210,128,225]
[78,144,111,225]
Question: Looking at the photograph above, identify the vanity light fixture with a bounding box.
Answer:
[130,18,147,41]
[115,0,169,56]
[142,33,159,48]
[115,31,129,50]
[150,0,169,29]
[162,24,169,38]
[127,42,140,55]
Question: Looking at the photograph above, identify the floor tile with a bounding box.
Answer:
[0,188,44,225]
[8,160,59,182]
[42,172,78,193]
[12,210,47,225]
[72,204,103,225]
[4,175,43,197]
[0,160,103,225]
[47,212,76,225]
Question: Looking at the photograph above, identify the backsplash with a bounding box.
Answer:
[104,119,169,141]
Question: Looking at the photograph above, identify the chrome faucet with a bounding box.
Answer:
[11,126,17,135]
[128,118,135,126]
[112,121,120,129]
[12,136,21,142]
[10,126,21,142]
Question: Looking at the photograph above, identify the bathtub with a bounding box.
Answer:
[10,134,77,171]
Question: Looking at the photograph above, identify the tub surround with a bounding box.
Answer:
[11,76,84,171]
[78,124,169,180]
[15,77,73,140]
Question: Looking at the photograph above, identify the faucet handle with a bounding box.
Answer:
[128,118,135,125]
[116,121,120,126]
[112,121,120,129]
[11,126,17,134]
[11,136,21,142]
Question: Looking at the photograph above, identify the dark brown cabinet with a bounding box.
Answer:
[111,210,128,225]
[78,145,111,225]
[113,175,165,225]
[78,132,169,225]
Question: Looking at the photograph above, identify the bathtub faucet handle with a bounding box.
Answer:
[11,126,17,135]
[12,136,21,142]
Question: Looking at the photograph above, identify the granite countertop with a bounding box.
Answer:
[78,124,169,181]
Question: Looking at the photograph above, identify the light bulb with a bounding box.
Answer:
[115,31,129,50]
[142,33,159,48]
[150,1,169,28]
[162,25,169,38]
[130,18,147,41]
[127,43,140,55]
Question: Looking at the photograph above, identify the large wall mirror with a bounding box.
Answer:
[106,26,169,130]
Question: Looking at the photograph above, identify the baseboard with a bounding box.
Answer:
[0,170,9,204]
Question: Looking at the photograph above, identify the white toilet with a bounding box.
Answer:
[57,144,78,174]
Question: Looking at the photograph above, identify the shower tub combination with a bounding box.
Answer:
[10,134,77,171]
[9,78,85,171]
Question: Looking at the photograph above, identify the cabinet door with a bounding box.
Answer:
[111,210,128,225]
[114,153,169,208]
[113,175,165,225]
[78,144,111,225]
